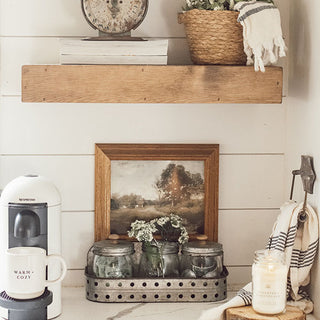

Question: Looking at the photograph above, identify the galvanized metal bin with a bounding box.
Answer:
[85,267,228,303]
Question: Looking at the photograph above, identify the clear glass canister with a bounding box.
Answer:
[180,241,223,278]
[139,241,180,278]
[252,250,287,315]
[87,240,134,279]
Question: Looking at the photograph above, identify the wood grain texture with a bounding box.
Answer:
[226,306,305,320]
[95,145,111,242]
[1,37,191,96]
[22,65,283,104]
[94,144,219,242]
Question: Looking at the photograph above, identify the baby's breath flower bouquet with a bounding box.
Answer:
[128,214,189,277]
[128,220,157,243]
[152,215,189,244]
[128,213,189,245]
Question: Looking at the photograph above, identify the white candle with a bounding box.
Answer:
[252,250,287,315]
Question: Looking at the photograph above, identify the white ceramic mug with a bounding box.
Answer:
[5,247,67,299]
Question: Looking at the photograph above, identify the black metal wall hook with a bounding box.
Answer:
[290,155,316,223]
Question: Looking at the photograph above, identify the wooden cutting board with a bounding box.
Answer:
[226,306,305,320]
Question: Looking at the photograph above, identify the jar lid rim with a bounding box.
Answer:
[182,241,223,254]
[91,239,134,255]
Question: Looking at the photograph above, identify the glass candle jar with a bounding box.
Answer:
[180,241,223,278]
[252,250,287,315]
[87,240,134,279]
[139,242,179,278]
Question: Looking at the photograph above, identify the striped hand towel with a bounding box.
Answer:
[198,201,319,320]
[234,1,287,72]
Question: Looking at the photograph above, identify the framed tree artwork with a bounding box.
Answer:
[95,144,219,241]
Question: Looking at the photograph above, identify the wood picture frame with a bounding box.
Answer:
[95,144,219,242]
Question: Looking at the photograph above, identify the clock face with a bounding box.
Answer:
[82,0,148,34]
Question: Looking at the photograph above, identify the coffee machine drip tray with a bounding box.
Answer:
[0,290,52,320]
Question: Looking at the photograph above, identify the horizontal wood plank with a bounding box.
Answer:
[0,155,284,211]
[61,212,94,269]
[22,65,283,104]
[0,156,95,212]
[219,210,279,265]
[0,97,285,154]
[226,266,251,288]
[219,154,284,209]
[62,270,86,288]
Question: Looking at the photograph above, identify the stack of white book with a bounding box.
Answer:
[59,38,168,65]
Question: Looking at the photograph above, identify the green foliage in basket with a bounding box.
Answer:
[183,0,273,11]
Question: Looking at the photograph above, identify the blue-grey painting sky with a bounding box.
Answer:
[111,160,204,200]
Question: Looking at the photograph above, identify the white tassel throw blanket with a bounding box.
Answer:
[198,201,319,320]
[234,1,287,72]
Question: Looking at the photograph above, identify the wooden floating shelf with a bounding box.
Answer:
[22,65,283,104]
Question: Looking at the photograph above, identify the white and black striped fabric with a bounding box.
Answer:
[234,0,287,72]
[199,201,319,320]
[237,287,252,306]
[263,201,318,312]
[236,1,276,22]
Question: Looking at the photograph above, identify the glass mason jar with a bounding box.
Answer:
[180,241,223,278]
[139,241,180,278]
[252,250,287,315]
[87,240,134,279]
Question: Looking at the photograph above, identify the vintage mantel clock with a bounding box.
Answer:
[81,0,149,40]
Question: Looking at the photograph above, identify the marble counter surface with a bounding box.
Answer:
[59,287,233,320]
[59,287,318,320]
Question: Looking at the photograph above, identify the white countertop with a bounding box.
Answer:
[59,287,318,320]
[59,287,233,320]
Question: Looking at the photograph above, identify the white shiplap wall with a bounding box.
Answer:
[285,0,320,317]
[0,0,288,287]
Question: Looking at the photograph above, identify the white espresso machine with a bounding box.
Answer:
[0,175,62,319]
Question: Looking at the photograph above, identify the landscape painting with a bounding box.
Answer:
[110,160,205,235]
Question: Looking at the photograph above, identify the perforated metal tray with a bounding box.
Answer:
[85,267,228,303]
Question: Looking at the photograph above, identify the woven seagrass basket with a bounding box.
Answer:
[178,10,247,65]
